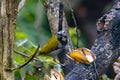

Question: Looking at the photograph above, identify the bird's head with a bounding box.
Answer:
[57,30,67,46]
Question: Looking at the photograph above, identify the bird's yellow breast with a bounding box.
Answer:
[39,35,59,55]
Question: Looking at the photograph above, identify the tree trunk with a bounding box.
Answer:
[46,0,76,75]
[0,0,18,80]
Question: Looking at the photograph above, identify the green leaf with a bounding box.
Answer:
[16,32,27,39]
[100,74,113,80]
[16,38,28,47]
[15,70,22,80]
[69,27,85,47]
[25,75,39,80]
[14,53,26,65]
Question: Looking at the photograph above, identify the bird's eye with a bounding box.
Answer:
[57,30,66,36]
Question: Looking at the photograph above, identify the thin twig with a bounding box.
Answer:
[58,2,64,31]
[93,62,99,79]
[7,44,40,71]
[66,0,80,48]
[14,50,39,61]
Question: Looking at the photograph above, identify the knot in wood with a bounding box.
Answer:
[96,9,116,31]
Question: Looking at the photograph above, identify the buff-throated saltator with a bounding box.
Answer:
[36,2,66,56]
[11,2,67,70]
[36,30,67,56]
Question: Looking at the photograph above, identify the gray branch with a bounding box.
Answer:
[45,0,76,75]
[45,0,120,79]
[65,1,120,80]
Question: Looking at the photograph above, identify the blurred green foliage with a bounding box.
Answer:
[15,0,67,79]
[69,27,85,48]
[100,74,113,80]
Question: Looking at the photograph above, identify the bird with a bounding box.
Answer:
[70,48,96,64]
[11,30,68,71]
[16,1,67,68]
[23,30,68,65]
[36,1,66,56]
[36,30,67,56]
[44,69,64,80]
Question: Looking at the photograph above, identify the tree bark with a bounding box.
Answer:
[0,0,18,80]
[45,0,76,75]
[65,1,120,80]
[45,0,120,80]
